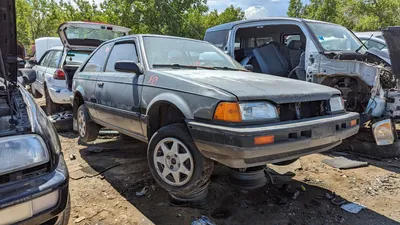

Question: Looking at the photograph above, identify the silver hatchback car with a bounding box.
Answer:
[31,22,130,115]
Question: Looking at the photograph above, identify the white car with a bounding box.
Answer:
[31,21,130,115]
[354,31,388,51]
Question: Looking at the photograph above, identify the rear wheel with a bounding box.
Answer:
[77,104,100,143]
[45,87,59,115]
[147,123,214,194]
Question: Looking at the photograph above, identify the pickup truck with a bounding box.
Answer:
[71,34,359,194]
[205,18,400,151]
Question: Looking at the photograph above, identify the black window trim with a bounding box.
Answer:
[103,38,139,73]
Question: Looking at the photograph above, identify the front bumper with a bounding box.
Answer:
[0,156,69,225]
[47,84,72,105]
[188,112,359,168]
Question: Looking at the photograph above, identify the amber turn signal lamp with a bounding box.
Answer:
[350,119,357,127]
[254,135,275,145]
[214,102,242,122]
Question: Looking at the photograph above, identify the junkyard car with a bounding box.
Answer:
[31,22,130,115]
[355,31,388,51]
[205,18,399,146]
[71,34,359,193]
[0,0,70,224]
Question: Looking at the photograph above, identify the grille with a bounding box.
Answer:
[278,100,327,122]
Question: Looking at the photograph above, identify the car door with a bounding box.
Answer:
[76,43,113,119]
[33,51,52,95]
[44,50,63,88]
[95,39,143,136]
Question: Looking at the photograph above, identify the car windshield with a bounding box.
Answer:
[307,22,367,54]
[143,36,245,70]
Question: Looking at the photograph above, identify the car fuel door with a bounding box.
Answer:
[95,40,144,137]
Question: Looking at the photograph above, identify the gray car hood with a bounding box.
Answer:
[160,70,340,103]
[382,26,400,80]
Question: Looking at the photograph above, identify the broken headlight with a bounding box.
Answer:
[239,102,278,121]
[329,96,345,112]
[372,119,395,146]
[0,134,49,176]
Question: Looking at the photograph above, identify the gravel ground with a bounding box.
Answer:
[37,98,400,225]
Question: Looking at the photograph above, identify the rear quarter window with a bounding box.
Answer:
[82,43,112,72]
[204,30,229,49]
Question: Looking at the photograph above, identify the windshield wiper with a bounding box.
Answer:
[153,64,197,69]
[212,66,244,71]
[152,64,216,70]
[355,34,373,53]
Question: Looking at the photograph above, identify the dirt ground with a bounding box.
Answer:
[37,99,400,225]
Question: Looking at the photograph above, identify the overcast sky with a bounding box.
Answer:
[84,0,304,18]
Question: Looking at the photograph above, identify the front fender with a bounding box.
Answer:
[146,92,193,119]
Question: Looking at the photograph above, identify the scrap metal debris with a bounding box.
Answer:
[136,186,149,197]
[191,216,216,225]
[341,202,366,214]
[322,156,368,169]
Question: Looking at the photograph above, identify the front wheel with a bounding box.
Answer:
[77,104,100,143]
[147,123,214,194]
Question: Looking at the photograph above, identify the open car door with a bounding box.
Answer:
[58,21,131,50]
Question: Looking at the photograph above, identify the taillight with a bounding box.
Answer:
[53,69,65,80]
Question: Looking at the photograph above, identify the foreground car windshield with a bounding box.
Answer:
[143,36,245,70]
[307,22,367,53]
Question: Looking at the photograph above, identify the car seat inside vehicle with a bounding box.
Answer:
[234,24,306,80]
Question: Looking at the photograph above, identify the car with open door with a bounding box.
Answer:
[205,18,400,151]
[0,0,70,224]
[31,21,130,115]
[72,34,359,195]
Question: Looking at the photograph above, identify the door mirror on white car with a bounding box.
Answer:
[114,61,143,74]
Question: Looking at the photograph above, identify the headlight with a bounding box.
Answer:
[330,96,345,112]
[372,119,395,146]
[0,134,49,176]
[214,101,278,122]
[239,102,278,121]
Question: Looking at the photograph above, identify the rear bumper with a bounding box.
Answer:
[0,157,69,225]
[47,84,72,105]
[188,112,360,168]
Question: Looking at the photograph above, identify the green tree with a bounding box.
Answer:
[287,0,303,18]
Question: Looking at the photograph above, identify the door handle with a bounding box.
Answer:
[97,82,104,88]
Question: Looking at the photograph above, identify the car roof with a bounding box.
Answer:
[205,17,338,32]
[104,34,210,44]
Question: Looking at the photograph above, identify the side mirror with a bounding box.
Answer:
[244,64,254,72]
[115,61,143,74]
[17,69,37,85]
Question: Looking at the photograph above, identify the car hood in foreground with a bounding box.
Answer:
[157,70,340,103]
[382,26,400,80]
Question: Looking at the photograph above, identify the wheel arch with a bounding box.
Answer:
[145,93,192,139]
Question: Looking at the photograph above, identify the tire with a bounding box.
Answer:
[49,111,73,132]
[60,195,71,225]
[31,84,42,98]
[44,87,59,115]
[77,104,100,143]
[147,123,214,194]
